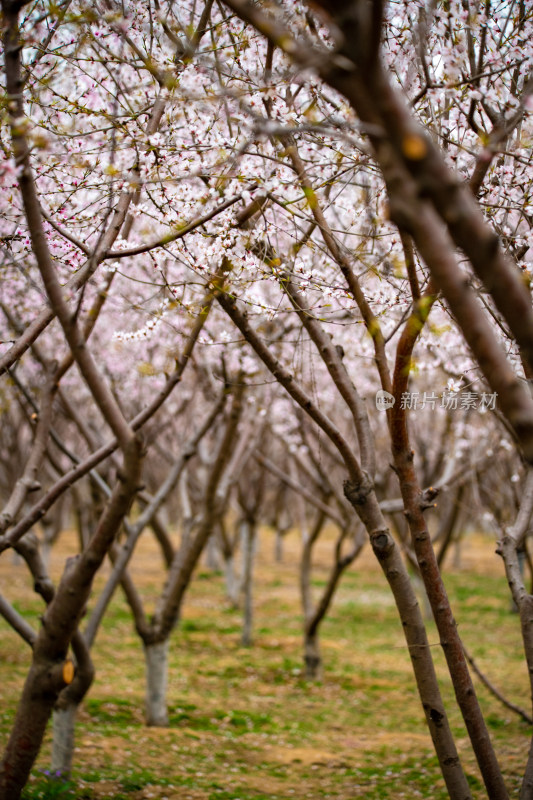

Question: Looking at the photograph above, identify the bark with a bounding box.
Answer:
[205,533,222,570]
[304,526,365,677]
[0,269,219,555]
[217,294,362,483]
[464,645,532,726]
[3,0,132,451]
[0,437,142,800]
[2,533,94,779]
[241,520,255,647]
[224,551,241,608]
[106,385,246,727]
[389,289,508,800]
[217,519,242,606]
[50,707,77,776]
[498,471,533,798]
[300,510,328,623]
[84,391,221,646]
[436,485,465,568]
[0,373,56,535]
[0,593,36,646]
[0,0,217,379]
[282,138,392,405]
[256,450,345,527]
[304,631,322,680]
[308,0,533,386]
[218,294,472,799]
[453,539,463,570]
[150,517,174,569]
[502,536,533,800]
[151,383,245,643]
[50,630,94,777]
[274,530,284,563]
[221,1,533,468]
[344,485,473,800]
[144,641,170,727]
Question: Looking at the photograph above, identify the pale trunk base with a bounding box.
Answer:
[205,534,221,570]
[144,640,169,727]
[274,531,283,563]
[51,705,77,776]
[241,522,254,647]
[224,553,241,608]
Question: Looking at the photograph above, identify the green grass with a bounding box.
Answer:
[2,530,532,799]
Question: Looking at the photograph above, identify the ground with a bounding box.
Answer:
[0,525,530,799]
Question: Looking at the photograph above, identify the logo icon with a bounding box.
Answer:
[375,390,395,411]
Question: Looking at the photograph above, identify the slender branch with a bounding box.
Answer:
[255,451,345,526]
[216,289,363,484]
[464,645,533,725]
[84,390,226,646]
[0,274,218,553]
[104,192,247,259]
[0,594,36,646]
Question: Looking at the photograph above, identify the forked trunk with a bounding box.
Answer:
[144,640,169,727]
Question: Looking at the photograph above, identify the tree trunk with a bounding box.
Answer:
[50,631,94,778]
[205,533,221,570]
[40,539,52,573]
[241,521,255,647]
[500,526,533,799]
[144,640,170,727]
[0,658,66,800]
[304,630,321,680]
[344,484,474,800]
[224,551,241,608]
[51,705,77,777]
[0,439,142,800]
[217,274,473,799]
[274,530,284,562]
[411,573,433,621]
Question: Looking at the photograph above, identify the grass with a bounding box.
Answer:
[0,528,531,799]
